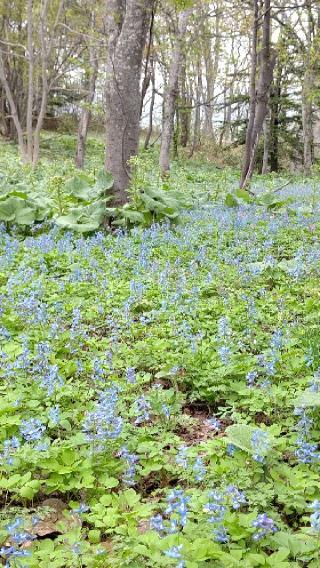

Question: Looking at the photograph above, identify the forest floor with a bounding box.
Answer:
[0,134,320,567]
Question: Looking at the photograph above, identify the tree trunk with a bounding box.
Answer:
[240,0,259,187]
[302,0,314,176]
[262,113,270,174]
[189,58,202,158]
[203,5,220,140]
[0,52,27,161]
[159,9,190,177]
[269,65,282,172]
[179,53,191,147]
[144,56,155,149]
[240,0,276,189]
[105,0,152,205]
[75,44,99,168]
[26,0,34,163]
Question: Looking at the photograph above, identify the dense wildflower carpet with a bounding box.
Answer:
[1,185,320,567]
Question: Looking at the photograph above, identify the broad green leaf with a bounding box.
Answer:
[225,193,238,207]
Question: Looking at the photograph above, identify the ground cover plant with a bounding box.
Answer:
[0,139,320,567]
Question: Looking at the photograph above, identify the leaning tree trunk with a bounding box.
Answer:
[239,0,259,187]
[240,0,276,189]
[75,44,98,169]
[105,0,152,206]
[159,9,190,177]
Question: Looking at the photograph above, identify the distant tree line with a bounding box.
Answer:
[0,0,319,202]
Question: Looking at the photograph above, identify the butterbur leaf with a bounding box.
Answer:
[294,390,320,407]
[94,170,114,191]
[225,193,238,207]
[235,188,252,203]
[225,424,274,455]
[64,176,92,201]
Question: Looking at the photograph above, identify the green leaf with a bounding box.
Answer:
[88,530,101,544]
[225,193,238,207]
[235,188,252,203]
[294,390,320,407]
[225,424,274,456]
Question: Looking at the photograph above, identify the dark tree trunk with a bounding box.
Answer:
[240,0,276,189]
[269,65,282,172]
[105,0,153,205]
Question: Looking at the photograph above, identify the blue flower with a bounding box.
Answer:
[251,430,270,463]
[20,418,46,443]
[126,367,136,384]
[165,545,183,559]
[310,501,320,532]
[193,456,206,482]
[134,396,151,425]
[119,446,138,486]
[48,405,60,425]
[150,514,165,534]
[252,513,277,541]
[176,445,189,468]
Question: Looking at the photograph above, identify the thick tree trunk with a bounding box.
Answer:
[76,46,98,168]
[159,9,190,177]
[240,0,276,189]
[105,0,152,205]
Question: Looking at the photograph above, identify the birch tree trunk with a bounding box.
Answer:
[159,9,190,177]
[105,0,152,205]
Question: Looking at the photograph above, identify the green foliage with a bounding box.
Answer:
[0,135,319,566]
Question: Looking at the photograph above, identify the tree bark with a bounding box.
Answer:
[159,9,190,177]
[144,55,155,149]
[189,57,202,158]
[203,5,220,140]
[302,0,314,175]
[240,0,276,189]
[269,63,282,172]
[26,0,34,163]
[262,113,270,174]
[75,43,99,168]
[179,53,191,147]
[105,0,152,205]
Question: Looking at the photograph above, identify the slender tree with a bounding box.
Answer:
[159,8,191,177]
